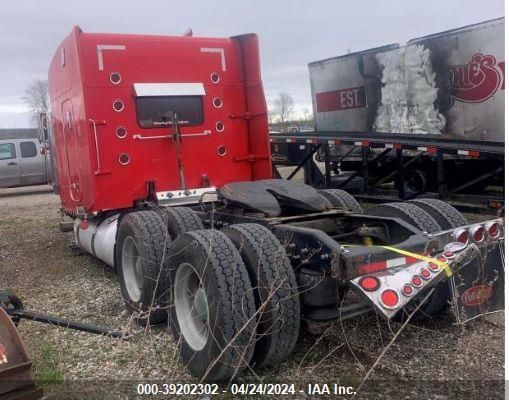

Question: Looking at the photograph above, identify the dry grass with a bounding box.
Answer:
[0,185,504,399]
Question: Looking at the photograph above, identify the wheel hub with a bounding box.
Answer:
[174,262,209,351]
[121,235,143,302]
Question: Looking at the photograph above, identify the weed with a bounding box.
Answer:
[34,343,64,387]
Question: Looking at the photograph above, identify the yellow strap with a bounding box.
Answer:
[344,244,452,277]
[379,246,452,277]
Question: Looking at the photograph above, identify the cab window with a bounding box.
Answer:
[20,141,37,158]
[136,96,203,128]
[0,143,16,160]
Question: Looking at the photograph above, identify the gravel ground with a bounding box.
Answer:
[0,185,504,399]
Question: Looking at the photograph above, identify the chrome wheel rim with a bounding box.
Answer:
[174,262,209,351]
[122,235,143,302]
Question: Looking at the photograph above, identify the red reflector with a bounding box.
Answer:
[443,251,455,258]
[487,223,499,238]
[420,268,431,280]
[380,289,399,309]
[471,226,485,242]
[402,284,414,296]
[428,262,440,272]
[79,220,89,230]
[411,276,423,287]
[359,276,380,292]
[456,230,468,244]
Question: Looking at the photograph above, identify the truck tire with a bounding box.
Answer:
[408,199,467,230]
[116,210,171,324]
[318,189,363,214]
[369,202,441,233]
[168,229,256,381]
[164,206,204,239]
[223,223,300,369]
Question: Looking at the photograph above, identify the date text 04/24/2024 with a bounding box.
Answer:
[136,383,356,396]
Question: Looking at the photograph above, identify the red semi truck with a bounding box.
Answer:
[46,26,504,381]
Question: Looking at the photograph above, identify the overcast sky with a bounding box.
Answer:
[0,0,504,128]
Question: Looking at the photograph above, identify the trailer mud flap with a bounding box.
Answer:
[449,240,504,323]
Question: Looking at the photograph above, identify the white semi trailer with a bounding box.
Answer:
[271,18,504,212]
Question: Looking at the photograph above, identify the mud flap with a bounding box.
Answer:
[449,240,504,324]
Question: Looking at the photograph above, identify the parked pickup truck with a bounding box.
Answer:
[0,138,50,188]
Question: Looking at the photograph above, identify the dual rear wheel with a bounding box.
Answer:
[115,208,301,381]
[168,224,301,380]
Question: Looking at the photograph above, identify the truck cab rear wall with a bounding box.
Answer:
[48,28,272,215]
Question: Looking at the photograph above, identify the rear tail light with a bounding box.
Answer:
[411,275,423,288]
[379,289,399,309]
[485,221,501,239]
[420,268,432,280]
[359,276,380,292]
[402,284,414,297]
[454,229,469,244]
[469,225,485,243]
[428,262,440,272]
[443,251,455,259]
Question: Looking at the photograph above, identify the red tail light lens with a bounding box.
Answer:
[420,268,432,280]
[411,276,423,288]
[470,226,485,242]
[380,289,399,309]
[454,229,469,244]
[443,251,455,259]
[485,222,500,239]
[359,276,380,292]
[428,262,440,272]
[402,284,414,297]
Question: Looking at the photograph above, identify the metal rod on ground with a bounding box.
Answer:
[10,310,125,339]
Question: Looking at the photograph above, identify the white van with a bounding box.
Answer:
[0,138,50,187]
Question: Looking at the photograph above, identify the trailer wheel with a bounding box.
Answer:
[164,206,204,239]
[318,189,363,214]
[404,169,427,193]
[369,202,441,233]
[223,223,300,369]
[169,229,256,381]
[408,199,468,230]
[116,211,171,324]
